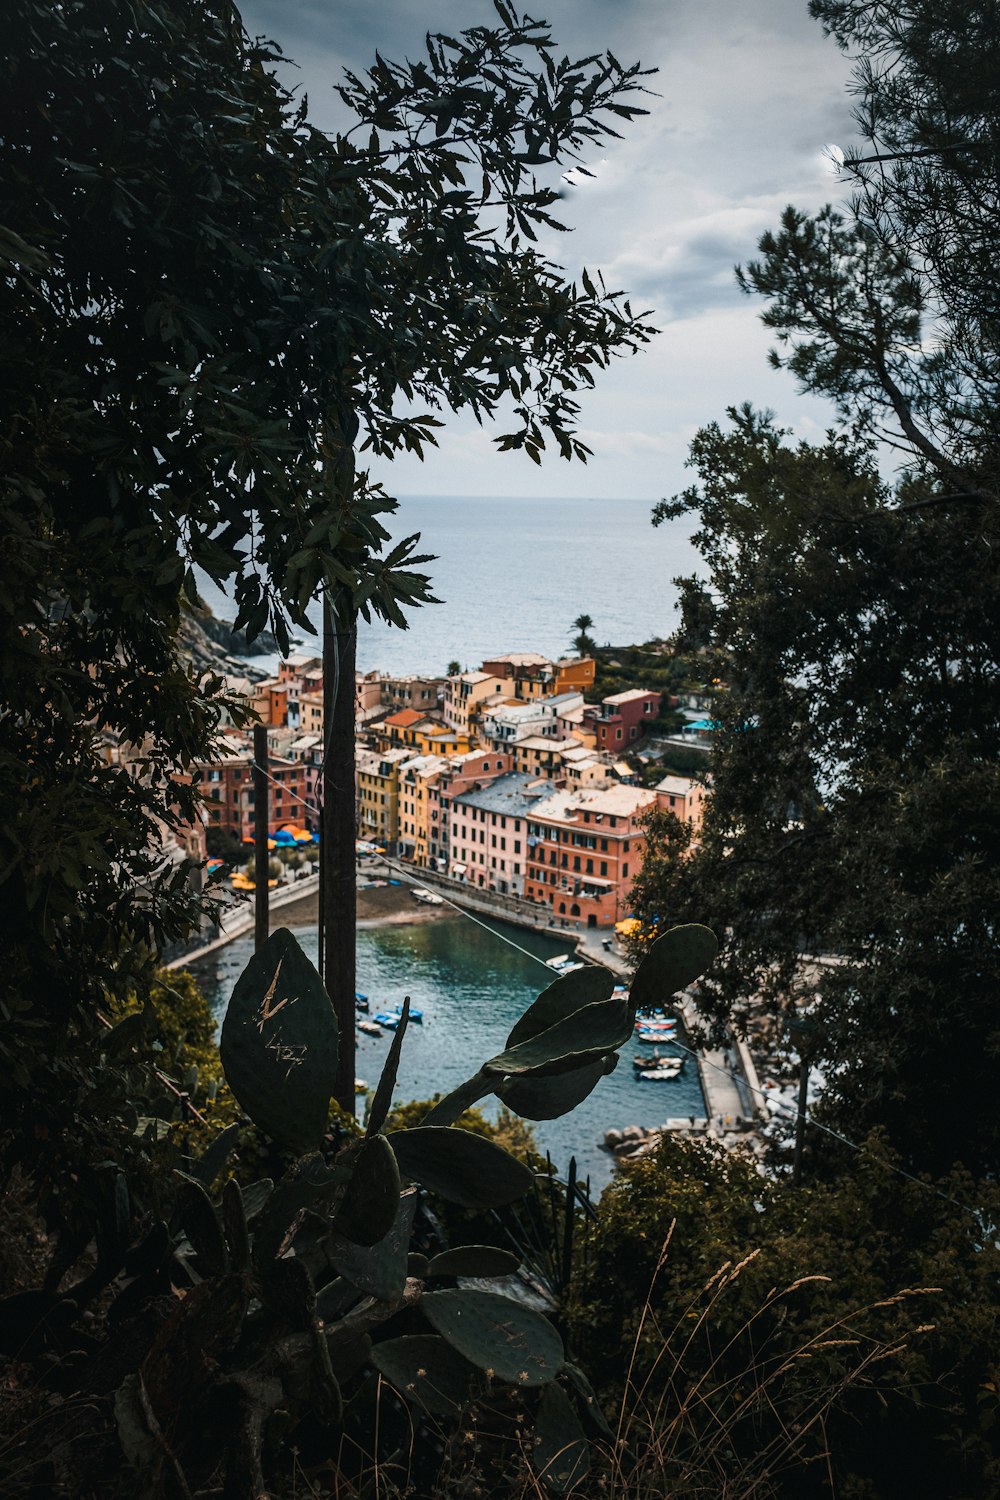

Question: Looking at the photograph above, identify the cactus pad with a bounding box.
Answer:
[423,1288,564,1386]
[390,1126,533,1208]
[219,927,338,1152]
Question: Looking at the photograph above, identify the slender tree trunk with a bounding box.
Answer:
[319,414,359,1114]
[253,723,270,952]
[321,590,358,1113]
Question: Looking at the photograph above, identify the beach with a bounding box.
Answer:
[277,879,451,931]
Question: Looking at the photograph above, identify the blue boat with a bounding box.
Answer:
[373,1012,399,1029]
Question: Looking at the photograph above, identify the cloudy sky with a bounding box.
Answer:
[239,0,857,501]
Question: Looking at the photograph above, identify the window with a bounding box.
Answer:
[491,835,497,848]
[600,861,607,876]
[623,863,629,877]
[573,856,581,872]
[615,728,623,741]
[515,820,521,832]
[514,840,521,854]
[501,816,506,828]
[586,859,593,873]
[513,862,520,874]
[600,837,608,851]
[500,837,506,851]
[623,840,630,853]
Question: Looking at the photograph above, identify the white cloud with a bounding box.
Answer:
[238,0,860,498]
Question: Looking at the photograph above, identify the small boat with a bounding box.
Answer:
[355,1078,369,1093]
[637,1028,678,1044]
[355,993,369,1012]
[373,1012,399,1029]
[358,1019,382,1036]
[545,953,573,970]
[633,1052,682,1073]
[411,887,445,905]
[635,1019,677,1034]
[637,1063,683,1081]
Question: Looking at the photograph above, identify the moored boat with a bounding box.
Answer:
[358,1019,382,1036]
[637,1063,683,1081]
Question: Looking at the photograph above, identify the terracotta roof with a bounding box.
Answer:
[384,708,425,727]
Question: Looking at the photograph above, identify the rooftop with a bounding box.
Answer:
[656,774,702,796]
[530,784,658,823]
[453,771,558,817]
[603,688,660,706]
[384,708,427,728]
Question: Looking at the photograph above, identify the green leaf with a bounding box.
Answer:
[390,1126,533,1208]
[366,996,409,1137]
[484,999,633,1078]
[534,1381,590,1490]
[562,1362,615,1441]
[370,1334,485,1415]
[328,1186,416,1303]
[497,1053,617,1120]
[219,928,338,1152]
[628,923,718,1015]
[426,1245,522,1279]
[330,1134,401,1246]
[423,1289,564,1386]
[506,965,613,1048]
[177,1179,228,1278]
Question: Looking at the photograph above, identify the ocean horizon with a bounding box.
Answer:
[194,495,699,677]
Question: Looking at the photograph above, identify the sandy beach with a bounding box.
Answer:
[276,880,452,931]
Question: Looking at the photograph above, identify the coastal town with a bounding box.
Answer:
[188,642,712,934]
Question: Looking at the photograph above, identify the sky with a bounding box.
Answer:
[238,0,858,501]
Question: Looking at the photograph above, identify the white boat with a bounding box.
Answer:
[545,953,573,969]
[637,1062,683,1081]
[411,887,445,905]
[358,1019,382,1036]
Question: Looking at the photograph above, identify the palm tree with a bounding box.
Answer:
[572,613,597,656]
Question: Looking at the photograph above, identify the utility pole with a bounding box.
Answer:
[253,723,269,952]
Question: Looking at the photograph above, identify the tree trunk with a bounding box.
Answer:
[321,589,358,1114]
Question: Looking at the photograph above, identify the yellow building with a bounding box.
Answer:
[397,754,446,866]
[356,745,409,849]
[443,671,505,735]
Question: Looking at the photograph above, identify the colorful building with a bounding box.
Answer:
[443,671,506,735]
[583,688,661,753]
[654,773,707,832]
[356,745,410,850]
[449,773,556,895]
[523,783,667,928]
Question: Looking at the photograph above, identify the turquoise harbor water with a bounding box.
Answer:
[190,914,705,1191]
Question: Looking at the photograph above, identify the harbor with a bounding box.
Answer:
[185,885,716,1190]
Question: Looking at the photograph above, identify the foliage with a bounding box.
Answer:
[740,0,1000,502]
[0,921,717,1498]
[638,3,1000,1178]
[570,1133,1000,1498]
[643,410,1000,1175]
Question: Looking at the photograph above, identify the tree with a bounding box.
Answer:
[641,409,1000,1175]
[740,0,1000,504]
[571,611,597,654]
[632,3,1000,1178]
[2,0,656,1126]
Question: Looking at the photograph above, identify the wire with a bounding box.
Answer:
[224,780,983,1224]
[372,855,983,1223]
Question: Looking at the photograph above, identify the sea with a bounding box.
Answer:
[190,494,706,1188]
[189,913,705,1192]
[193,494,700,677]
